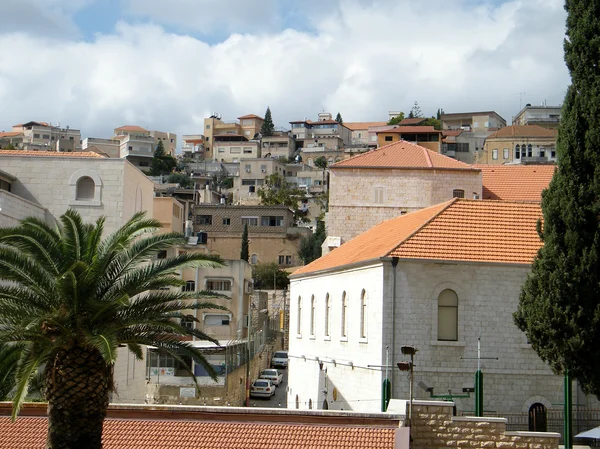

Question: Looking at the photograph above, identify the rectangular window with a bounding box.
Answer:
[453,189,465,198]
[206,136,210,141]
[230,147,241,154]
[180,317,194,330]
[182,280,195,292]
[196,215,212,225]
[492,149,498,160]
[222,217,231,225]
[260,164,267,172]
[217,147,225,153]
[204,314,230,326]
[278,255,285,264]
[286,255,292,265]
[241,216,258,226]
[42,134,50,139]
[503,148,509,159]
[206,280,231,291]
[33,133,40,138]
[245,164,251,172]
[128,146,133,151]
[206,125,211,129]
[243,147,253,154]
[374,188,384,204]
[261,216,284,227]
[241,179,256,186]
[384,136,393,142]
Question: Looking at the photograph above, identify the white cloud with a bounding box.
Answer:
[0,0,569,145]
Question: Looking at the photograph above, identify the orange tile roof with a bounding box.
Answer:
[0,417,396,449]
[442,130,463,137]
[0,150,106,158]
[377,126,440,134]
[486,125,557,139]
[115,125,149,133]
[475,164,556,201]
[344,121,388,131]
[0,131,23,138]
[293,199,542,276]
[331,140,479,171]
[399,118,427,125]
[237,114,264,120]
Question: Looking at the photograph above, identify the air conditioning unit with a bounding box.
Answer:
[261,169,266,173]
[245,168,251,173]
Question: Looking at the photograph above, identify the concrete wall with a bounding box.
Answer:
[111,346,147,404]
[327,168,482,243]
[153,196,184,234]
[0,190,47,227]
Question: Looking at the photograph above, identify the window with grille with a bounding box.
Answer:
[453,189,465,198]
[206,280,231,291]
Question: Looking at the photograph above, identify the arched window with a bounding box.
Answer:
[183,280,195,292]
[515,144,521,159]
[529,403,547,432]
[76,176,95,200]
[324,293,330,337]
[297,296,302,335]
[310,295,315,336]
[527,143,533,157]
[308,398,313,409]
[341,291,347,338]
[360,289,367,338]
[453,189,465,198]
[250,254,258,264]
[438,289,458,341]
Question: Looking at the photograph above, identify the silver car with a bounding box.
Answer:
[259,369,283,386]
[250,379,275,398]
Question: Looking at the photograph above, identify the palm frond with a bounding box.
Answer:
[11,346,49,420]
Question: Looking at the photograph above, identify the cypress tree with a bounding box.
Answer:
[240,224,249,262]
[514,0,600,396]
[335,112,343,124]
[261,107,275,137]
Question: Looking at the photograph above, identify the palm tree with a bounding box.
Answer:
[0,210,226,449]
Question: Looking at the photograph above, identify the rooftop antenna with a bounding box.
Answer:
[515,92,526,111]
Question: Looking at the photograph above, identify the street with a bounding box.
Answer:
[248,369,288,408]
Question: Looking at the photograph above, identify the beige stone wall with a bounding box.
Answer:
[206,234,306,267]
[153,196,184,234]
[0,190,47,227]
[410,401,559,449]
[327,168,482,242]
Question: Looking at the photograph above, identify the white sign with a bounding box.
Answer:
[180,387,196,398]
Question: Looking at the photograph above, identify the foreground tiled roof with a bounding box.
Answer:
[475,164,556,201]
[344,121,387,131]
[486,125,557,139]
[0,417,396,449]
[0,131,23,138]
[0,150,106,158]
[293,199,542,276]
[331,141,479,171]
[115,125,149,133]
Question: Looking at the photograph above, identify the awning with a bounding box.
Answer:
[575,426,600,439]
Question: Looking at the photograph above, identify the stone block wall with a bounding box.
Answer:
[0,190,46,227]
[410,401,560,449]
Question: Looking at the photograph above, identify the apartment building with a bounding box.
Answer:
[213,134,260,162]
[234,158,286,202]
[513,104,562,129]
[203,114,264,160]
[113,126,155,171]
[2,121,81,151]
[181,134,205,161]
[191,204,311,267]
[344,122,387,146]
[376,126,442,152]
[261,131,295,160]
[150,130,177,156]
[290,112,352,148]
[477,125,557,165]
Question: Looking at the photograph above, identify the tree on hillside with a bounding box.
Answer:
[299,221,326,265]
[0,210,226,448]
[261,107,275,137]
[514,0,600,398]
[252,262,290,290]
[150,140,177,176]
[314,156,328,169]
[422,117,442,130]
[410,101,423,118]
[436,108,444,120]
[167,172,194,188]
[387,112,405,125]
[240,224,249,262]
[335,112,343,124]
[257,173,309,224]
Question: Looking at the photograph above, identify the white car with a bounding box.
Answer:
[250,379,275,398]
[271,351,288,369]
[259,369,283,386]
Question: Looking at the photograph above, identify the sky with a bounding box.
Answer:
[0,0,570,145]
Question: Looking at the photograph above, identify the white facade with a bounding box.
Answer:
[288,258,597,415]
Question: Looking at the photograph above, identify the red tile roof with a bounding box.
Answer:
[377,126,440,134]
[344,121,388,131]
[115,125,149,133]
[442,130,463,137]
[331,140,479,171]
[0,150,106,158]
[475,164,556,201]
[293,199,542,276]
[0,131,23,138]
[0,416,397,449]
[237,114,264,120]
[486,125,557,139]
[399,118,427,125]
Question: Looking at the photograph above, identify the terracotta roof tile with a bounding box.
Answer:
[0,417,396,449]
[0,131,23,138]
[237,114,264,120]
[331,140,479,171]
[344,121,388,131]
[475,164,556,201]
[399,118,427,125]
[115,125,149,133]
[0,150,106,158]
[293,199,542,276]
[486,125,557,139]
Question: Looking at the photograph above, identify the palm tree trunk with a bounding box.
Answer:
[44,345,111,449]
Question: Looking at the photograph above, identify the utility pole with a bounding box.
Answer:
[564,370,573,449]
[460,335,498,417]
[245,305,252,406]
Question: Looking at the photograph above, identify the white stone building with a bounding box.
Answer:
[326,140,482,245]
[288,199,599,424]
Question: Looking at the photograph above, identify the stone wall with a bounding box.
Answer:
[410,401,560,449]
[0,189,47,227]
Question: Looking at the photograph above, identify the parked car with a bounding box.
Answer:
[271,351,288,369]
[259,369,283,386]
[250,379,275,398]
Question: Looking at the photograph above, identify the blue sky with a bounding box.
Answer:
[0,0,569,141]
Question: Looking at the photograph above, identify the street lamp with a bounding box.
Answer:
[398,345,417,432]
